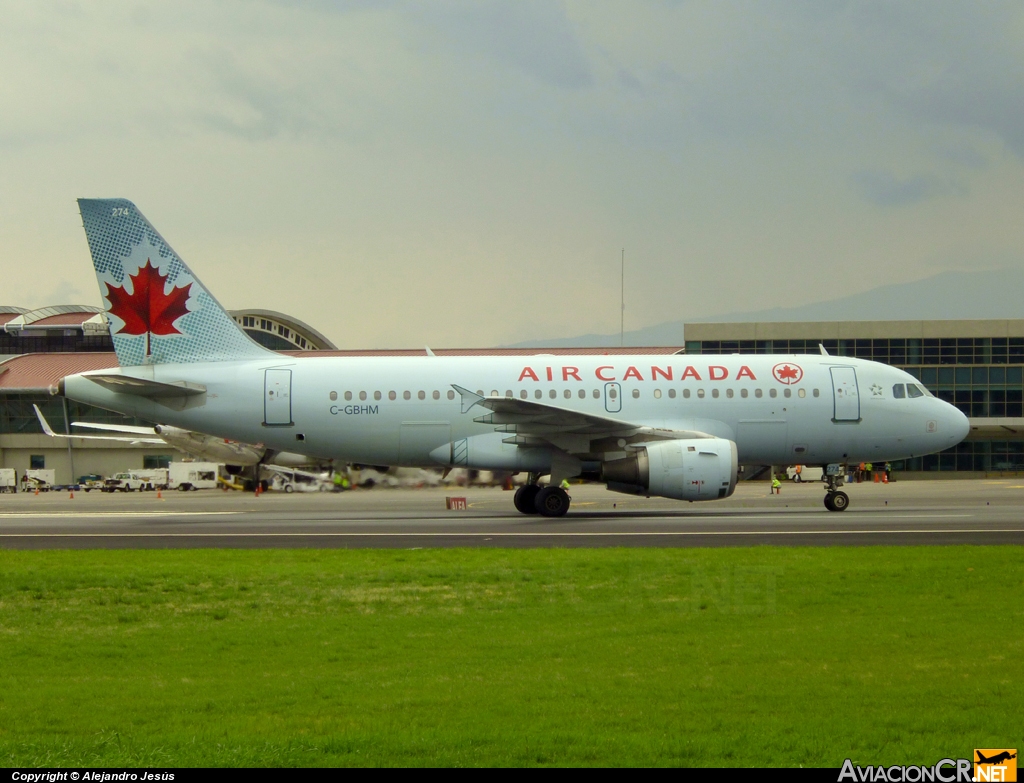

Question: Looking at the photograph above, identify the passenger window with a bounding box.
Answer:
[564,389,572,399]
[784,388,791,398]
[535,390,543,399]
[892,384,906,399]
[491,390,499,397]
[359,391,367,401]
[388,391,396,401]
[726,389,734,398]
[521,390,528,399]
[632,389,640,398]
[433,390,440,400]
[549,389,557,399]
[418,391,426,400]
[740,388,748,398]
[374,391,382,401]
[506,390,513,398]
[813,388,820,397]
[477,390,484,396]
[769,389,777,398]
[697,389,705,399]
[403,391,411,400]
[609,387,617,399]
[668,388,677,399]
[683,389,691,399]
[592,389,600,399]
[344,391,352,401]
[907,384,924,398]
[448,390,455,400]
[797,389,805,398]
[578,389,586,399]
[754,389,762,398]
[712,389,719,398]
[329,391,337,401]
[654,389,662,399]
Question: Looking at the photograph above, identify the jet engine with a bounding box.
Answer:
[601,438,738,501]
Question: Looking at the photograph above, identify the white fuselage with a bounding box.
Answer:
[62,353,970,471]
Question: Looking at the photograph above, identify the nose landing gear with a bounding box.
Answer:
[823,468,850,512]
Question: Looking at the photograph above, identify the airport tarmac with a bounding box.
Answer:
[0,479,1022,549]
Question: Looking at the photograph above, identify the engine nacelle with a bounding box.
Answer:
[601,438,738,501]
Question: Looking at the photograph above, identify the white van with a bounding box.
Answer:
[786,465,824,483]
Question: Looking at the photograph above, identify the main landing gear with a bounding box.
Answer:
[823,470,849,512]
[513,475,570,518]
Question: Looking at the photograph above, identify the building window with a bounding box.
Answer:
[30,455,45,469]
[144,455,172,469]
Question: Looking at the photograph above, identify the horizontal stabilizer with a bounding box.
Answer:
[33,405,163,444]
[85,374,207,398]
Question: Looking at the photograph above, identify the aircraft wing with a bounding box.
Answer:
[33,405,165,445]
[451,385,716,452]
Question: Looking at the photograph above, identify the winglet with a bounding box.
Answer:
[33,404,57,437]
[819,343,830,356]
[451,384,484,414]
[425,345,436,357]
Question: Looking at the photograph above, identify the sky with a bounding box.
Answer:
[2,1,1023,348]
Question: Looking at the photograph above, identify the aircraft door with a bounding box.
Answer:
[830,367,860,422]
[264,369,293,426]
[604,382,621,413]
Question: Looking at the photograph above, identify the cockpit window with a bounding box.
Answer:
[892,384,906,399]
[906,383,925,398]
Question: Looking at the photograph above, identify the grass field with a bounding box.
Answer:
[0,546,1021,767]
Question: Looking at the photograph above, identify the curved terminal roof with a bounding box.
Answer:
[230,309,337,351]
[4,305,105,333]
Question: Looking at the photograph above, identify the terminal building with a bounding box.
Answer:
[684,320,1024,474]
[1,306,1022,482]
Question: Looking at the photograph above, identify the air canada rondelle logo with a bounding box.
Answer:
[772,362,803,385]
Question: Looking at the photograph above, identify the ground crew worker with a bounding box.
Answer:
[865,462,873,479]
[559,478,571,491]
[884,462,892,482]
[771,475,782,494]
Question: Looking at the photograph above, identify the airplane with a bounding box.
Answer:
[57,199,971,516]
[976,752,1016,765]
[33,405,320,470]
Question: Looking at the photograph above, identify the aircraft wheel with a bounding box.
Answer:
[830,491,850,511]
[534,486,570,518]
[513,485,540,514]
[284,484,294,493]
[823,493,835,511]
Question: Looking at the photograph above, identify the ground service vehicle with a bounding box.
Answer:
[168,462,222,491]
[103,472,147,492]
[787,465,823,483]
[23,469,56,491]
[0,468,16,493]
[59,199,972,516]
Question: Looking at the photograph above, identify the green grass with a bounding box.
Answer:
[0,547,1021,767]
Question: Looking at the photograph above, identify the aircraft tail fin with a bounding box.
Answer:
[77,199,273,366]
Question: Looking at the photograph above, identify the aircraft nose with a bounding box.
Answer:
[948,404,970,443]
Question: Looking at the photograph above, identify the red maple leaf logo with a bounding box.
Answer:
[772,363,803,385]
[105,259,191,355]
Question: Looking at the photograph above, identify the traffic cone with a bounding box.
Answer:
[69,489,74,498]
[882,474,888,484]
[34,487,39,496]
[156,488,163,499]
[873,472,880,483]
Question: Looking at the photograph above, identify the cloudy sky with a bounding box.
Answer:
[2,1,1023,348]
